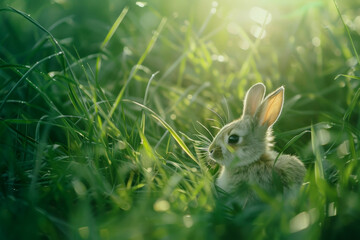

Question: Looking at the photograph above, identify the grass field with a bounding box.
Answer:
[1,0,360,239]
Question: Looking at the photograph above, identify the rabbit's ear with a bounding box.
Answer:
[256,86,284,128]
[242,83,266,117]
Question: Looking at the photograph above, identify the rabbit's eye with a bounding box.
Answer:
[228,134,241,144]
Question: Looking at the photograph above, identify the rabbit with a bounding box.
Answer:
[208,83,306,205]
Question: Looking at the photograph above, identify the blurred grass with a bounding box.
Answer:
[1,0,360,239]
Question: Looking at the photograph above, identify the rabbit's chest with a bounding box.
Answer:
[216,161,274,193]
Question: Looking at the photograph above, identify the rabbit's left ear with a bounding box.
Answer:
[256,86,284,128]
[242,83,266,117]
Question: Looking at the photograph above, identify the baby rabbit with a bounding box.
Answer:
[208,83,306,204]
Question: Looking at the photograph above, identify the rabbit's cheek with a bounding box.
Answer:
[227,145,241,154]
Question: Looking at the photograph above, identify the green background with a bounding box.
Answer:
[1,0,360,239]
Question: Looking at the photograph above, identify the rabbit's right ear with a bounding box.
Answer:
[256,86,284,128]
[242,83,266,117]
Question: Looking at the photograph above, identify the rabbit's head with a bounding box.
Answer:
[208,83,284,167]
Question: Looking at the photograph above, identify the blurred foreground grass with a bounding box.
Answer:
[1,0,360,239]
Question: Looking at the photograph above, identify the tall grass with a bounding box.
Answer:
[1,0,360,239]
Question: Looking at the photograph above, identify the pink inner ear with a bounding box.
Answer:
[260,89,283,127]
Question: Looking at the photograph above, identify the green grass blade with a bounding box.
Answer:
[150,113,198,164]
[333,0,360,66]
[124,100,199,165]
[5,7,73,77]
[141,71,159,133]
[105,18,167,122]
[101,7,129,50]
[311,125,325,189]
[274,130,310,166]
[3,7,90,118]
[335,74,360,80]
[343,87,360,121]
[96,7,129,79]
[0,52,62,114]
[143,71,159,106]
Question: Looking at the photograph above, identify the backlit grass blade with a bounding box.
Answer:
[335,74,360,80]
[3,7,90,118]
[198,2,217,37]
[152,48,188,91]
[5,7,77,78]
[0,52,62,114]
[28,115,50,201]
[101,7,129,50]
[96,7,129,78]
[124,100,199,165]
[143,71,160,106]
[150,113,199,165]
[334,0,360,66]
[106,18,167,122]
[311,125,325,191]
[343,87,360,121]
[141,71,159,133]
[274,130,310,166]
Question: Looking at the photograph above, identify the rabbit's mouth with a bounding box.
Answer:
[208,146,223,162]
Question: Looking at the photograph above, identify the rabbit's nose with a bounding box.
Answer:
[209,145,217,158]
[208,145,215,154]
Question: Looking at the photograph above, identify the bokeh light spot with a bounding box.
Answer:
[251,25,266,39]
[154,199,170,212]
[312,37,321,47]
[239,40,250,50]
[72,179,86,196]
[318,129,330,145]
[183,215,194,228]
[249,7,272,25]
[78,226,89,239]
[290,211,310,233]
[136,2,147,7]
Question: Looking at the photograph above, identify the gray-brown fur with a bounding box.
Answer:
[208,83,306,205]
[216,151,305,195]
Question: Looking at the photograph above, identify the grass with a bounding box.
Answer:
[1,0,360,239]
